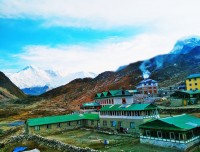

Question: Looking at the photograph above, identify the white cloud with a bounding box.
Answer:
[0,0,200,30]
[16,34,175,74]
[1,0,200,73]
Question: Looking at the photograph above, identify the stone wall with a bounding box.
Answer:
[140,137,200,151]
[1,134,98,152]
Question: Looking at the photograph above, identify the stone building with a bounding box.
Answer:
[99,103,159,133]
[25,113,99,134]
[139,114,200,151]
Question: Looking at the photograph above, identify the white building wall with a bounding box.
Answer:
[140,136,200,151]
[113,96,133,104]
[95,96,134,106]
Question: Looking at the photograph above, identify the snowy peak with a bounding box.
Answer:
[170,36,200,54]
[21,65,37,71]
[9,66,59,89]
[7,66,97,95]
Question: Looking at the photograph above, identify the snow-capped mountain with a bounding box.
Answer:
[170,36,200,54]
[9,65,60,89]
[7,66,97,95]
[139,36,200,79]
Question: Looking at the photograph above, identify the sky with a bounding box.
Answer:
[0,0,200,75]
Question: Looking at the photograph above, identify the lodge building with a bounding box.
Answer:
[139,114,200,151]
[136,79,158,95]
[99,103,159,133]
[25,113,99,134]
[94,90,135,107]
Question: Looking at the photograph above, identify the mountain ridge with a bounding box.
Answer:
[0,71,26,100]
[39,37,200,111]
[7,66,97,95]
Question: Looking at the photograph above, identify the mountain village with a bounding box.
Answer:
[22,73,200,152]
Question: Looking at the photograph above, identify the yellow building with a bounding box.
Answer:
[186,74,200,91]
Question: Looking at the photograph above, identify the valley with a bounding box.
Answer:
[0,37,200,152]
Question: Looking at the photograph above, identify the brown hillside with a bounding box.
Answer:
[39,47,200,111]
[0,71,26,100]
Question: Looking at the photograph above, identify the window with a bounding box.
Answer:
[189,84,192,86]
[57,123,61,128]
[146,130,150,136]
[77,121,81,125]
[179,133,183,140]
[35,126,40,131]
[195,83,198,86]
[157,131,162,138]
[103,120,107,126]
[122,98,126,104]
[189,79,191,81]
[170,132,175,140]
[110,121,116,127]
[91,120,94,125]
[130,122,135,129]
[118,121,122,127]
[67,122,71,126]
[46,124,51,129]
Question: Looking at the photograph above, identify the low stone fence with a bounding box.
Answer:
[1,134,98,152]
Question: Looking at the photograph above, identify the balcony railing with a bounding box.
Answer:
[100,115,159,119]
[140,135,200,144]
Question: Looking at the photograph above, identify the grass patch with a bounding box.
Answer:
[42,129,180,152]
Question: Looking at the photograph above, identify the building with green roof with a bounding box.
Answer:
[99,103,159,133]
[80,101,101,113]
[25,113,99,134]
[139,114,200,151]
[170,90,200,106]
[94,90,134,107]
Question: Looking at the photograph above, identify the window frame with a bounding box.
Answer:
[35,126,40,131]
[146,130,150,137]
[157,131,162,138]
[170,132,175,140]
[57,123,61,128]
[103,120,107,126]
[46,124,51,129]
[130,122,135,129]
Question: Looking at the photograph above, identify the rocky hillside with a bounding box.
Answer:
[0,72,26,100]
[39,46,200,111]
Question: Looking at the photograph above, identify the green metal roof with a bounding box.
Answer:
[139,114,200,131]
[100,104,157,111]
[187,73,200,79]
[95,93,101,98]
[95,90,132,99]
[27,113,99,127]
[81,101,100,107]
